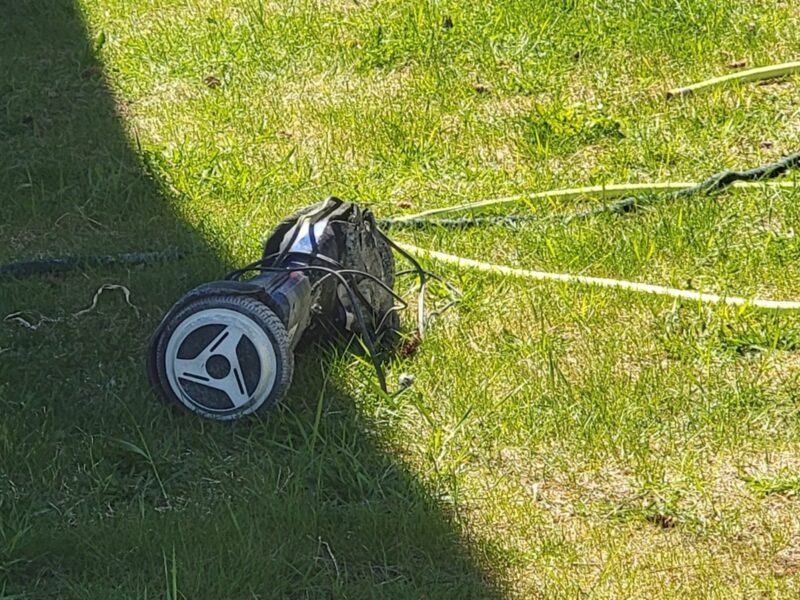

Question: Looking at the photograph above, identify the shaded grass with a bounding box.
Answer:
[1,2,497,598]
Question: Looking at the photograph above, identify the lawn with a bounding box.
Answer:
[2,0,800,597]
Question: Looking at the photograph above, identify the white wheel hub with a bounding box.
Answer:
[164,308,278,419]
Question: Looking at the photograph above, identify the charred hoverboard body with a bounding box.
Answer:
[147,198,398,420]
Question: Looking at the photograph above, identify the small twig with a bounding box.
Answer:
[318,537,340,579]
[3,311,61,330]
[73,284,138,317]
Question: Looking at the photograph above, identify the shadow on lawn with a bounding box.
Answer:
[0,2,500,597]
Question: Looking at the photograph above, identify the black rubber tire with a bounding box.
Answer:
[148,294,294,420]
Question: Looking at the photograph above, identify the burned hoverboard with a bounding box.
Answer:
[147,198,398,420]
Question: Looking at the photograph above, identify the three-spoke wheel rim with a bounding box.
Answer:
[164,308,278,419]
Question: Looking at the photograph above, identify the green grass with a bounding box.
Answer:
[3,0,800,597]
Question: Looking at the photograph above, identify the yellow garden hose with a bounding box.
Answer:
[399,244,800,311]
[666,60,800,98]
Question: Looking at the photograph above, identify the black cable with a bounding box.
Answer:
[233,263,390,393]
[226,251,409,309]
[0,242,432,394]
[567,151,800,221]
[376,229,431,334]
[228,244,459,392]
[0,248,185,280]
[230,250,402,391]
[378,214,547,229]
[4,154,799,277]
[378,152,800,230]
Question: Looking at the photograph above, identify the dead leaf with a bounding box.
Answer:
[775,546,800,576]
[727,59,747,69]
[646,512,677,529]
[399,331,422,359]
[204,75,221,89]
[760,140,775,150]
[396,200,413,209]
